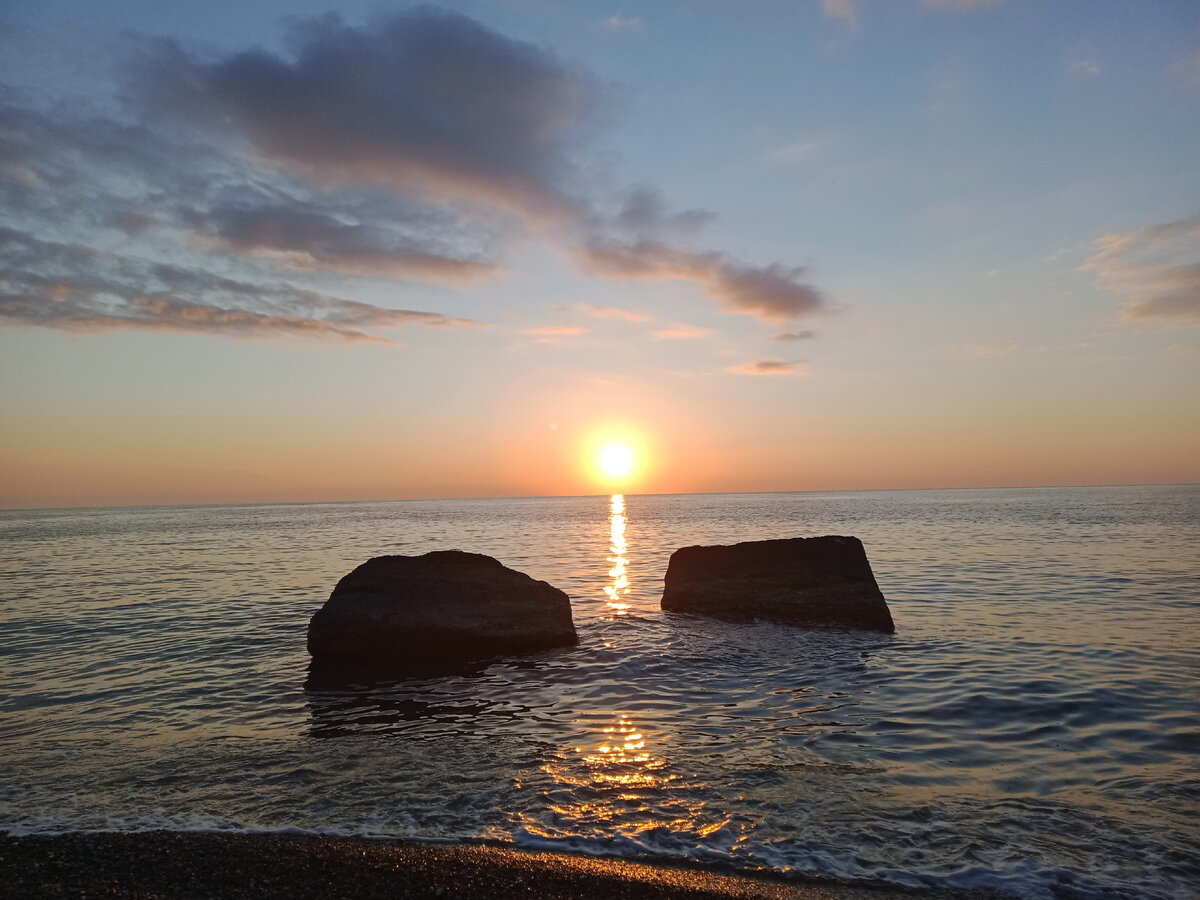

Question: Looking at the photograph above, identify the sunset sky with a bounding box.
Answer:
[2,1,1198,508]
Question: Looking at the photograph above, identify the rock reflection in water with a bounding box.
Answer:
[603,494,631,615]
[304,661,499,738]
[304,687,491,738]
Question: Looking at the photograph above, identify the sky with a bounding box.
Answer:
[1,0,1198,508]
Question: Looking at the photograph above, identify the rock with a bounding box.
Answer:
[307,550,576,668]
[660,536,894,633]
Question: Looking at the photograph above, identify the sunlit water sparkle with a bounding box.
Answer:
[2,486,1198,898]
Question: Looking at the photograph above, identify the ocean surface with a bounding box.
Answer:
[2,486,1198,898]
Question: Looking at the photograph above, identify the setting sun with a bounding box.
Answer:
[599,444,634,478]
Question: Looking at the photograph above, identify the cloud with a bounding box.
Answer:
[1083,216,1200,323]
[0,91,503,282]
[576,238,825,325]
[652,324,715,340]
[1064,43,1102,79]
[921,0,1002,9]
[0,227,477,342]
[526,325,583,336]
[822,0,859,32]
[1168,46,1200,91]
[1,9,833,346]
[598,14,643,33]
[610,187,715,236]
[773,330,816,341]
[580,304,651,322]
[924,66,970,117]
[184,201,499,283]
[728,359,805,376]
[958,341,1019,359]
[767,139,822,164]
[140,8,597,220]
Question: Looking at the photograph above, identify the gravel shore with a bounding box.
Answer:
[0,831,1001,900]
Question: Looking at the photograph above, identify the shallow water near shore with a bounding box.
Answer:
[2,486,1198,898]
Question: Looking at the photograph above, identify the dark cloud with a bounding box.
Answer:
[0,227,477,343]
[728,359,805,376]
[576,238,825,325]
[1084,216,1200,324]
[773,329,816,341]
[142,7,596,219]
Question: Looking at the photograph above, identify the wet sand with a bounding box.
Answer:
[0,831,1001,899]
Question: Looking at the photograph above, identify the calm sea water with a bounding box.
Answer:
[2,486,1198,898]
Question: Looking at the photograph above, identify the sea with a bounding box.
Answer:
[2,485,1198,898]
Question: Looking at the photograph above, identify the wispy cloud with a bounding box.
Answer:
[822,0,858,32]
[526,325,584,336]
[0,227,475,343]
[579,304,652,322]
[609,186,715,237]
[1083,216,1200,323]
[773,330,816,341]
[924,65,970,117]
[1067,58,1101,78]
[766,139,823,165]
[1168,45,1200,91]
[598,13,643,33]
[728,359,806,376]
[921,0,1002,9]
[652,324,715,340]
[184,201,500,283]
[957,341,1019,359]
[1064,43,1102,79]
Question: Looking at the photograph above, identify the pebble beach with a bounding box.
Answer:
[0,832,1000,900]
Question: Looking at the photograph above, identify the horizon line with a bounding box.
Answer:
[2,480,1196,514]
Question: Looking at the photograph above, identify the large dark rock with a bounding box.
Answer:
[307,550,576,668]
[660,536,894,633]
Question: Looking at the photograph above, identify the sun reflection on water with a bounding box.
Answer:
[545,715,673,823]
[513,711,739,845]
[603,493,631,615]
[586,715,658,789]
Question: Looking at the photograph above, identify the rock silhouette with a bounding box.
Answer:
[660,536,894,632]
[307,550,576,668]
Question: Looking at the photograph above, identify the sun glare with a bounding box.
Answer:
[599,443,634,479]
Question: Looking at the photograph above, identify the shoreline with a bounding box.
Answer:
[0,831,1003,899]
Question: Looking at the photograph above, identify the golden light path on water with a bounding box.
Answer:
[603,493,631,615]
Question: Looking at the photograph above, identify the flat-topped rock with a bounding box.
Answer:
[307,550,576,668]
[660,536,894,633]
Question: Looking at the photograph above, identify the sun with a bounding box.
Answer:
[599,443,635,479]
